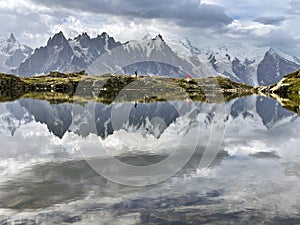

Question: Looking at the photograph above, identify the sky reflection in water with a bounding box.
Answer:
[0,95,299,224]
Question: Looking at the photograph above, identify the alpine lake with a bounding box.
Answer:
[0,72,299,224]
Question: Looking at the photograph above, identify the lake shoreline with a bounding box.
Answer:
[0,71,254,104]
[1,70,300,115]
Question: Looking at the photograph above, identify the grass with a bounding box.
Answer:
[260,70,300,115]
[278,70,300,114]
[0,71,254,104]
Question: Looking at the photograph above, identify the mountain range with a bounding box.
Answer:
[1,32,300,86]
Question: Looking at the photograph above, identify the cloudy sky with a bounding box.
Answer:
[0,0,300,55]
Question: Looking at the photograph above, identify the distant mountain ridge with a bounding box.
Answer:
[0,33,32,72]
[2,31,300,85]
[87,34,195,77]
[13,31,121,77]
[257,48,300,86]
[173,41,300,86]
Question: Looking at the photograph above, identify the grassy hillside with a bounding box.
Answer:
[257,70,300,114]
[274,70,300,113]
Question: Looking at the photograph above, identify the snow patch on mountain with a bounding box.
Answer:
[271,47,300,65]
[88,35,196,77]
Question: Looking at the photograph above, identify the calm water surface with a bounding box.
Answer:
[0,95,299,224]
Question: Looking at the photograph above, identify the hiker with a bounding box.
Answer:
[135,70,138,77]
[186,74,191,82]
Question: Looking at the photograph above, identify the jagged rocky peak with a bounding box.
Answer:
[97,32,118,42]
[141,33,165,43]
[96,32,121,47]
[82,32,89,37]
[7,33,17,43]
[88,32,119,45]
[73,32,91,47]
[99,32,109,38]
[266,47,289,58]
[47,31,68,47]
[152,34,164,42]
[0,33,33,71]
[74,32,90,41]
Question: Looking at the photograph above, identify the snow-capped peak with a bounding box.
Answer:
[179,38,202,55]
[0,33,33,72]
[0,33,20,54]
[165,37,205,58]
[208,42,268,63]
[142,33,159,41]
[126,34,167,49]
[267,47,300,64]
[153,34,164,42]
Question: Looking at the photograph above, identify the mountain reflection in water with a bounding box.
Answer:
[0,95,299,224]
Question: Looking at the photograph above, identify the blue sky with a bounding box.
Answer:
[0,0,300,56]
